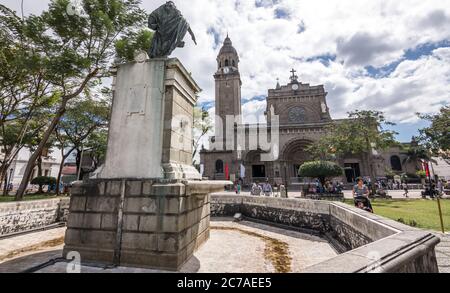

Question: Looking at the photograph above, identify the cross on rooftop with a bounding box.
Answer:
[290,68,298,83]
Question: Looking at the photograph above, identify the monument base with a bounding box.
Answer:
[63,179,229,270]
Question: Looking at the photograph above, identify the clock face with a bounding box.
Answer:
[223,67,230,74]
[288,107,306,123]
[292,84,299,91]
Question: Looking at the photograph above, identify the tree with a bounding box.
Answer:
[54,96,110,195]
[30,176,57,194]
[115,29,153,62]
[418,106,450,164]
[0,5,59,195]
[309,110,398,193]
[298,161,343,187]
[14,0,147,200]
[192,106,213,162]
[402,141,436,170]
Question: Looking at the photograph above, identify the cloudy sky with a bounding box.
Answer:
[3,0,450,142]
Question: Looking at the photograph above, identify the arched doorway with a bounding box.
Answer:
[390,155,402,172]
[215,160,224,174]
[281,139,313,183]
[244,150,270,183]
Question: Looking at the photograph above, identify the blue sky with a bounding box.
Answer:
[4,0,450,143]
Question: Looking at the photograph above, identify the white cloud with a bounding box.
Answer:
[5,0,450,127]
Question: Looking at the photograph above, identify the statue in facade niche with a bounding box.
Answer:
[148,1,197,58]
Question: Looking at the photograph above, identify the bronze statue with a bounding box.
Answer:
[148,1,197,58]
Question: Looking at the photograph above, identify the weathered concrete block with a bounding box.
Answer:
[162,215,180,233]
[67,213,84,229]
[158,234,178,253]
[124,198,158,214]
[127,181,142,196]
[122,232,158,251]
[86,197,119,213]
[139,215,158,232]
[123,215,139,231]
[70,196,86,212]
[106,181,122,196]
[163,197,180,214]
[142,181,154,196]
[101,214,118,230]
[151,183,185,196]
[83,213,102,229]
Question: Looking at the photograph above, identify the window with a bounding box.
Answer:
[390,156,402,171]
[225,59,229,67]
[232,60,235,67]
[215,160,224,174]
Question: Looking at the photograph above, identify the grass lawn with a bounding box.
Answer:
[0,194,65,203]
[344,199,450,232]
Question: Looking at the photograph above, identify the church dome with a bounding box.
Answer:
[219,35,238,56]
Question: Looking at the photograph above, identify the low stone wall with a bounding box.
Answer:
[0,198,70,236]
[211,194,440,273]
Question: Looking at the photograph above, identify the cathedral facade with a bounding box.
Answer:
[200,36,417,186]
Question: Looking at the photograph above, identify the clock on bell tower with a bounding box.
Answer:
[214,35,242,137]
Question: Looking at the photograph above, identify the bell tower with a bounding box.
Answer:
[214,35,242,139]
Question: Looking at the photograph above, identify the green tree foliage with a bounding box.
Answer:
[0,5,59,193]
[54,95,110,194]
[115,29,153,62]
[298,161,343,186]
[418,106,450,164]
[10,0,147,200]
[30,176,57,194]
[402,142,436,170]
[308,110,398,192]
[193,106,213,162]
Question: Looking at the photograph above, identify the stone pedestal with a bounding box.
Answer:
[63,179,228,270]
[64,57,231,270]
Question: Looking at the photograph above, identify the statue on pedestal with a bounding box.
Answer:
[148,1,197,58]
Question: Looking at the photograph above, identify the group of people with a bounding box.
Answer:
[250,180,276,197]
[306,180,344,195]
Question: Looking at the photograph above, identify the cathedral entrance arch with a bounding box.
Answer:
[244,150,270,183]
[281,139,314,182]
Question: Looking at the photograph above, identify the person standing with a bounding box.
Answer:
[402,182,409,198]
[437,180,443,197]
[262,179,273,197]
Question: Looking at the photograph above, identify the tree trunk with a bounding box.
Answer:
[56,147,66,196]
[2,170,8,197]
[37,155,43,194]
[15,107,67,201]
[366,152,377,195]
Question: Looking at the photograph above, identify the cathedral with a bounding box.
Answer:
[200,36,417,187]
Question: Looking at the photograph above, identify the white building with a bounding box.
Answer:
[6,148,63,188]
[433,157,450,181]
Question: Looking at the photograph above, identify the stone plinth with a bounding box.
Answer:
[98,57,202,181]
[63,179,229,270]
[99,59,166,179]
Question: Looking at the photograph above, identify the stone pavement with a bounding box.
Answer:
[218,189,444,200]
[434,233,450,273]
[0,220,337,273]
[0,227,66,264]
[1,219,449,273]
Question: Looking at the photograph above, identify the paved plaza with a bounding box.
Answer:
[0,219,338,273]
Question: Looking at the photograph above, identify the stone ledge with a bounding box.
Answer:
[211,194,440,273]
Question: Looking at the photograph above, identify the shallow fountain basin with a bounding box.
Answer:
[210,195,440,273]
